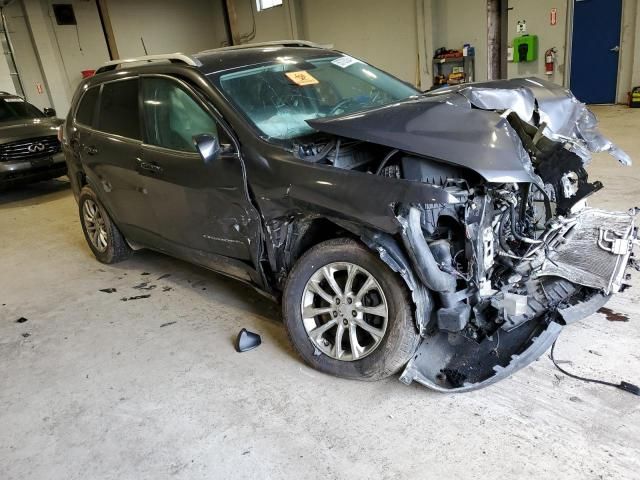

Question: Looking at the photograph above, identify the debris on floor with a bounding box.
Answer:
[133,282,156,291]
[598,307,630,322]
[157,273,171,280]
[235,328,261,352]
[141,272,151,276]
[120,294,151,302]
[160,321,176,328]
[550,340,640,396]
[99,288,117,293]
[162,286,172,292]
[15,317,28,323]
[21,333,30,338]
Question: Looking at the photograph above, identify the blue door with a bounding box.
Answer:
[570,0,622,104]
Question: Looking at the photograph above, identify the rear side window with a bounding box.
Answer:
[98,79,140,140]
[75,86,99,127]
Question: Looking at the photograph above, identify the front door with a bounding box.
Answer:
[570,0,622,104]
[139,75,260,266]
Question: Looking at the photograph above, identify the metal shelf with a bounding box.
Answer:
[433,55,475,85]
[433,56,467,64]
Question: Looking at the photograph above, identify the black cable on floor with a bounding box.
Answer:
[550,339,640,396]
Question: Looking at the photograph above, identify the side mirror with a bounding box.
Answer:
[44,107,57,117]
[193,133,220,164]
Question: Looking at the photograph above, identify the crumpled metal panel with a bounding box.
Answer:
[440,77,632,166]
[456,86,536,123]
[538,208,637,294]
[307,93,538,183]
[308,77,631,185]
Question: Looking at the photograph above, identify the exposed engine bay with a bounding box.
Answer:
[292,78,638,391]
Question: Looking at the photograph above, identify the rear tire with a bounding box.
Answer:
[283,238,420,381]
[78,185,131,264]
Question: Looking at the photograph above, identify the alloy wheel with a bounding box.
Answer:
[301,262,388,361]
[83,199,108,252]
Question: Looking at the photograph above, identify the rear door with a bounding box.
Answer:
[80,78,156,240]
[139,75,260,262]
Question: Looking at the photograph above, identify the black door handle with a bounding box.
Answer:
[136,158,163,174]
[84,145,98,155]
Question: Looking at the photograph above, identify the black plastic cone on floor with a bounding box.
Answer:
[235,328,261,352]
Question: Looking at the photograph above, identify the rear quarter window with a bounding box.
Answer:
[75,86,99,127]
[97,79,140,140]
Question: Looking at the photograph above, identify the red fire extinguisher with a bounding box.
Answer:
[545,48,557,75]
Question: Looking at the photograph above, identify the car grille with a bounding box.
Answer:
[0,135,61,162]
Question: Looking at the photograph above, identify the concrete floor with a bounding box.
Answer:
[1,105,639,480]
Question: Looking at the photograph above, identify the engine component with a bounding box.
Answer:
[399,207,457,293]
[437,302,472,333]
[296,138,373,169]
[401,156,465,186]
[503,292,528,316]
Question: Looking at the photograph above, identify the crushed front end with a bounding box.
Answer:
[397,192,637,392]
[302,77,637,391]
[394,81,639,391]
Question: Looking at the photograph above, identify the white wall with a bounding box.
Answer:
[232,0,425,86]
[21,0,74,114]
[44,0,110,92]
[5,0,640,113]
[9,0,229,115]
[108,0,228,57]
[633,2,640,89]
[300,0,420,85]
[432,0,488,82]
[506,0,568,85]
[4,0,53,110]
[0,48,16,94]
[235,0,291,44]
[618,0,639,103]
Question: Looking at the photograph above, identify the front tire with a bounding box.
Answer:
[78,186,131,264]
[283,238,420,381]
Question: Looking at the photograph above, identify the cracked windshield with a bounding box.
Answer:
[217,55,418,140]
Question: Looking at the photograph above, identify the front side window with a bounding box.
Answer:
[0,97,44,123]
[213,55,418,140]
[142,77,219,152]
[98,79,140,140]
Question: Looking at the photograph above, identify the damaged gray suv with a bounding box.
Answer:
[62,41,638,392]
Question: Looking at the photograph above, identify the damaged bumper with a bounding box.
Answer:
[394,206,638,392]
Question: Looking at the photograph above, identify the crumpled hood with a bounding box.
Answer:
[440,77,632,166]
[307,77,631,183]
[307,92,536,183]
